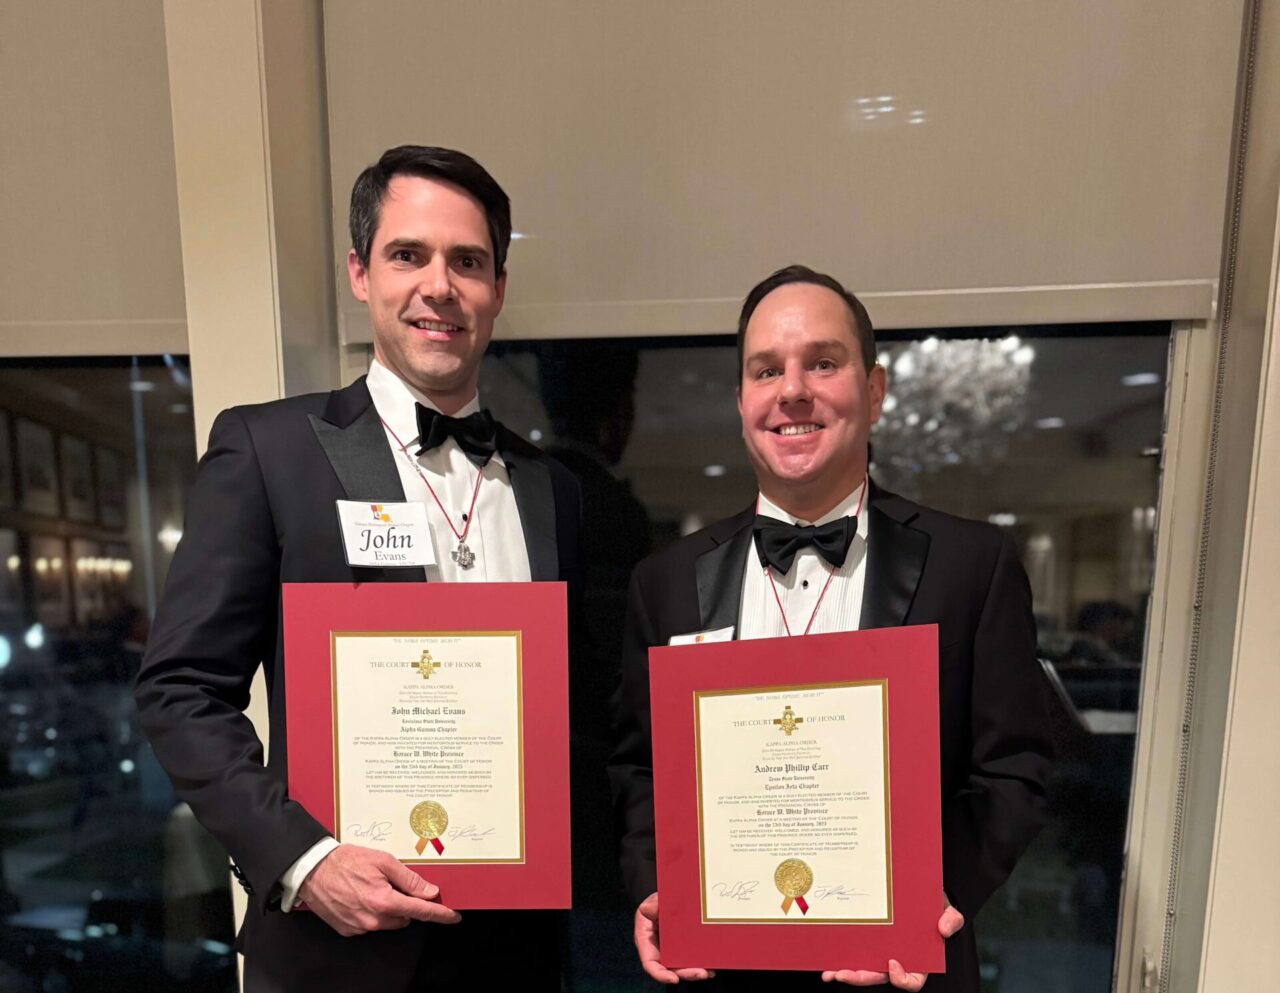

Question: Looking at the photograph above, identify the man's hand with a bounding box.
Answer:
[634,891,716,984]
[298,844,461,937]
[822,901,963,989]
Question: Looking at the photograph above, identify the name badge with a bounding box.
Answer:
[336,500,436,568]
[668,626,735,646]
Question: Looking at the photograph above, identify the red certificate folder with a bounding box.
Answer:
[282,581,571,910]
[649,624,943,973]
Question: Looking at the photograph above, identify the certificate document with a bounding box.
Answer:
[284,582,569,909]
[696,682,890,923]
[331,631,523,862]
[649,626,942,970]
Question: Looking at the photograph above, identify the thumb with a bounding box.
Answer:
[383,858,440,900]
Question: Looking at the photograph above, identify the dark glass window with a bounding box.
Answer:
[0,357,235,993]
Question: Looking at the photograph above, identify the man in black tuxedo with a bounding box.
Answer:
[608,265,1052,992]
[136,146,579,991]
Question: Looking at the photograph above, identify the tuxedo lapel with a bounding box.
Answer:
[309,377,423,583]
[859,486,929,630]
[498,429,559,582]
[695,507,755,635]
[309,409,405,505]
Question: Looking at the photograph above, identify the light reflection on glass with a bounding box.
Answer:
[0,357,235,993]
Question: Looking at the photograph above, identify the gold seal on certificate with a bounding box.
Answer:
[411,800,449,855]
[775,858,813,915]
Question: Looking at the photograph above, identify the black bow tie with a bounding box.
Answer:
[753,515,858,575]
[415,405,497,468]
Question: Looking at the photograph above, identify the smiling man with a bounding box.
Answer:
[136,146,580,992]
[609,265,1053,992]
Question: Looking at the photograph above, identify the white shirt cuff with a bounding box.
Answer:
[279,837,340,912]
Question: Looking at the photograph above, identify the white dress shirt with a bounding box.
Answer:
[738,481,869,641]
[365,359,531,584]
[279,360,532,909]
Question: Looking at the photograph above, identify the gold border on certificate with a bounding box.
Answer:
[693,680,893,924]
[330,630,526,864]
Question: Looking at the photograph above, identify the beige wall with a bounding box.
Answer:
[1118,2,1280,989]
[0,0,187,355]
[0,1,1248,356]
[164,0,340,442]
[1172,0,1280,986]
[324,0,1241,341]
[1196,191,1280,990]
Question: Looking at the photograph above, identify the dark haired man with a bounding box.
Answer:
[136,146,579,991]
[609,265,1052,991]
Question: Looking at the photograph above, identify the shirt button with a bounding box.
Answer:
[461,513,468,521]
[801,580,809,590]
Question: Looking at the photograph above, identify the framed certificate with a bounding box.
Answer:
[649,625,944,973]
[283,581,571,910]
[17,419,59,517]
[60,436,96,523]
[95,447,126,529]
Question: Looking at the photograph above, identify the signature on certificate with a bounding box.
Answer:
[711,880,759,901]
[447,824,495,842]
[347,820,392,842]
[814,883,860,901]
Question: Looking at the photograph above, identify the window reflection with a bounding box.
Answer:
[869,331,1166,991]
[0,357,235,993]
[480,325,1167,993]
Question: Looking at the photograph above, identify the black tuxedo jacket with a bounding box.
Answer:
[608,485,1052,992]
[135,377,580,992]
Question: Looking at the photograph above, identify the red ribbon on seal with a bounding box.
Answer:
[780,895,810,915]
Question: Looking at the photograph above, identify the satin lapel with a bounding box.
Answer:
[309,386,422,583]
[695,508,755,635]
[309,404,405,503]
[501,442,558,582]
[858,494,929,629]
